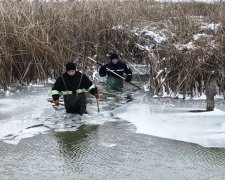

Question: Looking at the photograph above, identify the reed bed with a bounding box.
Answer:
[0,0,224,100]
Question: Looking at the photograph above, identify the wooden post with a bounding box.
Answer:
[206,74,217,111]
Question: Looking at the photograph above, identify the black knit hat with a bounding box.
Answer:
[66,62,76,71]
[110,52,119,60]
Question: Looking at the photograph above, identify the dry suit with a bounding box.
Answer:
[51,71,97,115]
[99,60,132,90]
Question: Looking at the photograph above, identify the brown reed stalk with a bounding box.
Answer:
[0,0,224,107]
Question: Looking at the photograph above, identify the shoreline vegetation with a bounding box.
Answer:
[0,0,224,110]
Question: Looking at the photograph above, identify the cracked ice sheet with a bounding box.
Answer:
[113,102,225,148]
[0,91,53,144]
[0,88,117,145]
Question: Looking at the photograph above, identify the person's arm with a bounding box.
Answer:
[99,64,107,77]
[124,64,132,82]
[51,77,63,101]
[82,74,98,96]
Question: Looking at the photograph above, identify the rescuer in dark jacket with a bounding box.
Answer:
[99,52,132,90]
[51,62,100,115]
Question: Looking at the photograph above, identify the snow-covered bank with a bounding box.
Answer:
[113,98,225,147]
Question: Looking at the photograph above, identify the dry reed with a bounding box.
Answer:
[0,0,224,100]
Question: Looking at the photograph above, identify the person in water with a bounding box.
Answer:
[51,62,100,115]
[99,52,132,90]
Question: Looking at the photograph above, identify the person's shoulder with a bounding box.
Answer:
[104,61,111,65]
[104,62,111,67]
[76,71,82,76]
[62,72,67,76]
[76,71,89,78]
[57,73,66,80]
[118,60,127,66]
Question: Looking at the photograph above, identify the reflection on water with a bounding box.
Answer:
[54,125,99,161]
[1,121,225,180]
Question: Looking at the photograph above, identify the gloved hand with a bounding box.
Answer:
[54,100,60,106]
[94,93,100,100]
[125,75,132,82]
[99,65,107,77]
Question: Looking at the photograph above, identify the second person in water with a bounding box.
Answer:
[99,52,132,90]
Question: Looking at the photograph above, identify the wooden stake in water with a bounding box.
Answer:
[96,99,100,112]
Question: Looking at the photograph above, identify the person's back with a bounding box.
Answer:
[99,52,132,90]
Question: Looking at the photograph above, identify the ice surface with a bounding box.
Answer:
[113,99,225,147]
[1,86,225,147]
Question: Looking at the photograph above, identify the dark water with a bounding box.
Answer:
[1,120,225,180]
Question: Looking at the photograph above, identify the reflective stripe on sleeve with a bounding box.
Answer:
[51,90,60,95]
[116,69,124,72]
[76,89,88,93]
[61,91,73,95]
[88,84,96,91]
[53,88,94,96]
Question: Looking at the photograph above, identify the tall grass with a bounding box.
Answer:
[0,0,224,98]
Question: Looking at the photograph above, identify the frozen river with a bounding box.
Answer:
[0,85,225,179]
